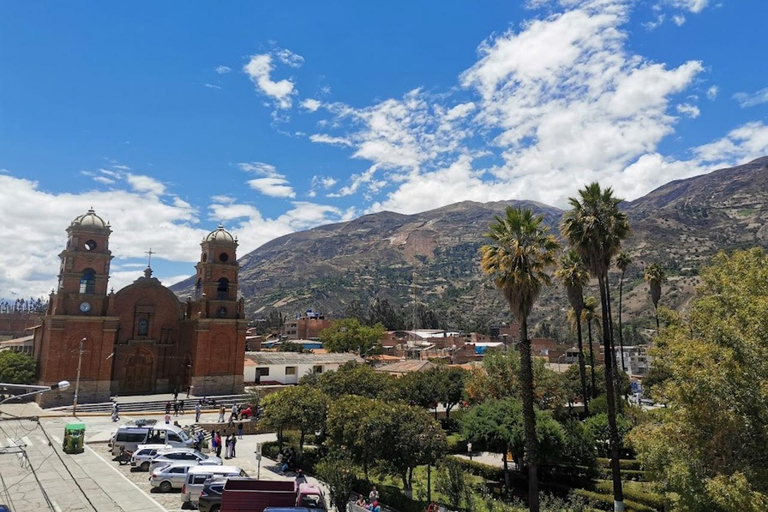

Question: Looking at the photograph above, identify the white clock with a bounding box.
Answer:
[79,302,91,313]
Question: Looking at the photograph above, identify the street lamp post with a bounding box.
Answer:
[0,381,71,406]
[73,337,86,416]
[502,333,508,351]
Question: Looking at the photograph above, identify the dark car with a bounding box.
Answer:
[263,509,319,512]
[197,480,226,512]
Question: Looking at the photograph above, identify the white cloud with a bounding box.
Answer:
[733,87,768,108]
[676,103,700,118]
[243,53,297,109]
[126,173,167,195]
[205,83,222,90]
[301,98,322,112]
[247,177,296,198]
[237,161,296,198]
[706,85,719,101]
[276,48,305,68]
[666,0,709,13]
[672,14,686,25]
[309,134,353,146]
[93,176,116,185]
[216,65,231,74]
[444,102,476,121]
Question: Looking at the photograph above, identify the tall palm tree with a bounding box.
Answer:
[644,263,666,334]
[561,182,630,512]
[555,250,591,415]
[615,252,631,373]
[481,207,559,512]
[582,296,600,399]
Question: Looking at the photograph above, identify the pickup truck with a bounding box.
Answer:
[220,479,326,512]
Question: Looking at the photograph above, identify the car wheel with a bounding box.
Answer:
[159,481,172,493]
[210,506,220,512]
[141,461,150,471]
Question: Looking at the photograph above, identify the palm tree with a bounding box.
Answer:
[481,207,559,512]
[582,296,600,399]
[556,250,591,414]
[561,183,630,512]
[644,263,666,334]
[615,252,631,373]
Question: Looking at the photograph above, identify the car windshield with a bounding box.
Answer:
[199,452,208,460]
[178,430,190,441]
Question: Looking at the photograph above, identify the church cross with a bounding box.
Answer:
[145,248,155,267]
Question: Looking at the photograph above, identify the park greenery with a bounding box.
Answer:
[257,183,768,512]
[318,317,386,355]
[0,350,35,384]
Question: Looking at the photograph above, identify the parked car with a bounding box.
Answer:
[110,424,194,456]
[149,461,199,493]
[197,478,227,512]
[181,466,246,507]
[130,444,172,471]
[149,448,222,473]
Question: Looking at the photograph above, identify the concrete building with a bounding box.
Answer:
[244,352,362,385]
[375,359,434,376]
[0,334,34,355]
[32,209,247,406]
[615,345,652,376]
[282,309,331,340]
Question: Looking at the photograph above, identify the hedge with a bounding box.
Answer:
[572,489,656,512]
[593,482,666,510]
[447,456,504,482]
[597,458,644,471]
[446,433,468,454]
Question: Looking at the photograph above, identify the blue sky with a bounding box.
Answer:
[1,0,767,298]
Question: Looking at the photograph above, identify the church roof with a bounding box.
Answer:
[70,208,110,231]
[204,224,237,245]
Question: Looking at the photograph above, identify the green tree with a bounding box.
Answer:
[615,252,631,373]
[318,318,385,355]
[561,182,630,511]
[569,296,600,399]
[630,249,768,511]
[304,361,394,399]
[316,449,358,511]
[556,249,591,415]
[436,458,471,510]
[326,395,381,478]
[0,351,36,384]
[644,263,666,334]
[436,366,468,420]
[481,207,560,512]
[261,385,328,450]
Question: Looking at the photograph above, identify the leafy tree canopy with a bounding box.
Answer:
[0,350,36,384]
[301,361,394,400]
[318,318,385,355]
[630,249,768,511]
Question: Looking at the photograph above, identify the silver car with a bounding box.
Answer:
[130,444,172,471]
[149,448,222,473]
[149,461,198,493]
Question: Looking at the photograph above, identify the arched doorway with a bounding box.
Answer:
[122,349,155,395]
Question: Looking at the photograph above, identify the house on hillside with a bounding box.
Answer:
[244,352,362,385]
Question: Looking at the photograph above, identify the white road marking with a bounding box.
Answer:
[52,501,62,512]
[36,435,49,446]
[22,436,32,446]
[85,444,167,512]
[6,438,16,446]
[52,434,61,444]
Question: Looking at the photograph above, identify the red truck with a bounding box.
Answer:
[220,479,326,512]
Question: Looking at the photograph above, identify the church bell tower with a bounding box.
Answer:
[194,224,240,319]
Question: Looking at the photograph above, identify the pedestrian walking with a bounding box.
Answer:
[237,422,243,440]
[111,402,120,422]
[195,402,202,422]
[211,430,218,454]
[165,401,171,415]
[215,431,222,458]
[173,388,178,401]
[186,386,190,398]
[230,404,237,421]
[218,406,225,423]
[231,435,237,458]
[179,400,185,414]
[173,401,179,416]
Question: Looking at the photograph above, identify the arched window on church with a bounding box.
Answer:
[217,278,229,300]
[195,279,202,298]
[79,268,96,294]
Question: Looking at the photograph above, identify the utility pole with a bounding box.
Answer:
[72,337,86,416]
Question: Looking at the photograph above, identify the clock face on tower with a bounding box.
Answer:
[217,306,228,318]
[79,302,91,313]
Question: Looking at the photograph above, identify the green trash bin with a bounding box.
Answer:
[63,422,86,454]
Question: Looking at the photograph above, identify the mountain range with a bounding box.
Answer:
[173,157,768,338]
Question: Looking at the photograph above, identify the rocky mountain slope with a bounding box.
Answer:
[173,157,768,337]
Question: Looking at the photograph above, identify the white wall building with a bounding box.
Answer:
[615,345,652,376]
[244,352,363,385]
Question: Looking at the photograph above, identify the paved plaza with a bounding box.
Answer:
[0,403,317,512]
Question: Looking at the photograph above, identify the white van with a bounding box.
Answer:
[181,465,246,506]
[111,424,194,456]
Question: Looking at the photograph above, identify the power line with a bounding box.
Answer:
[0,466,17,512]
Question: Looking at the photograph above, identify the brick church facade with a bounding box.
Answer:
[33,209,247,407]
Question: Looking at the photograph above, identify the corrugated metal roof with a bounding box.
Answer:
[375,360,434,374]
[244,352,363,366]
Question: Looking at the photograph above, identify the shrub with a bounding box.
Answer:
[594,482,666,510]
[447,456,504,482]
[446,433,468,454]
[572,489,657,512]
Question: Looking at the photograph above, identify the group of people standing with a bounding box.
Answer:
[209,430,238,459]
